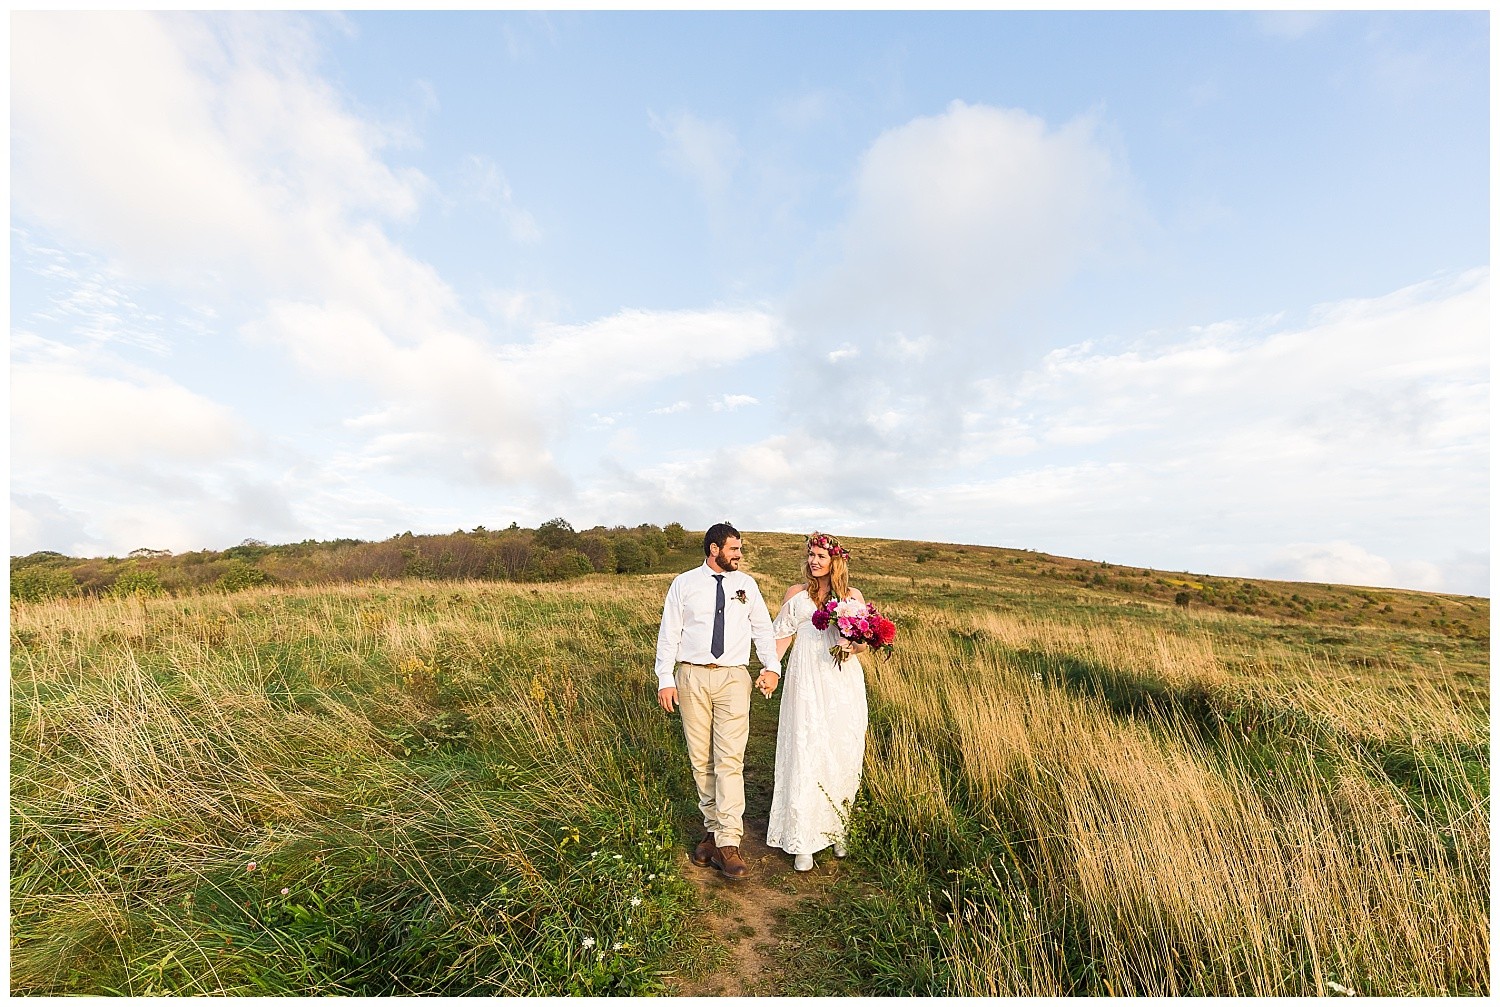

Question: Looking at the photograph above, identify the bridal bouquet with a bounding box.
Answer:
[811,597,897,665]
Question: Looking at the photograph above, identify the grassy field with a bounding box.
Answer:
[9,532,1489,994]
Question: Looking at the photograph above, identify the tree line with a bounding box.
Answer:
[9,520,695,601]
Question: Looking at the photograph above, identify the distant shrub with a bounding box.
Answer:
[223,540,270,562]
[662,522,688,549]
[110,569,166,598]
[614,538,651,574]
[495,538,534,579]
[11,550,69,572]
[333,540,408,581]
[578,534,614,572]
[217,560,269,593]
[11,566,79,603]
[539,550,593,581]
[634,524,669,559]
[1174,591,1192,608]
[535,517,578,551]
[412,532,488,580]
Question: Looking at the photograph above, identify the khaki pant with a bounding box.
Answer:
[676,662,752,847]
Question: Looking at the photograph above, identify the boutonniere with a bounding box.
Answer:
[734,589,748,604]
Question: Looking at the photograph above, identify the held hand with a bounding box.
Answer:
[755,671,780,698]
[658,687,678,713]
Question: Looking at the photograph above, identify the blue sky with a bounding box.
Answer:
[9,10,1490,596]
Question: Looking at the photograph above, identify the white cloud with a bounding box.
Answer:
[782,100,1141,472]
[11,493,103,557]
[512,308,781,392]
[481,286,560,330]
[458,153,542,243]
[1007,269,1489,456]
[712,394,759,412]
[908,270,1490,593]
[12,345,247,464]
[1259,541,1444,592]
[650,401,691,415]
[1254,11,1330,41]
[803,100,1137,337]
[13,12,424,289]
[244,300,781,488]
[572,434,854,538]
[13,233,173,354]
[582,269,1487,596]
[650,110,742,198]
[880,333,932,361]
[774,89,838,130]
[14,12,783,506]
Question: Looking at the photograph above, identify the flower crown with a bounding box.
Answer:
[806,533,850,559]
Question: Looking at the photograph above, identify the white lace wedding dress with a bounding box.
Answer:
[765,590,869,855]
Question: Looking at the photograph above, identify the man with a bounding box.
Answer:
[655,522,781,881]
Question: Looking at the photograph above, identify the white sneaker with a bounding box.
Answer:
[794,853,814,871]
[833,841,847,858]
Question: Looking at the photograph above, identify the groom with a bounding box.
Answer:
[655,522,781,881]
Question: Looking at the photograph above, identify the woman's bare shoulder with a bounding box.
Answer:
[782,584,807,602]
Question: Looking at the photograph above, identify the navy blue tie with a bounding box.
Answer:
[711,574,726,658]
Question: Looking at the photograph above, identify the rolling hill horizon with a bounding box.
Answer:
[10,523,1488,645]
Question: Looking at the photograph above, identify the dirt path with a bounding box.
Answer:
[661,688,847,996]
[664,812,846,997]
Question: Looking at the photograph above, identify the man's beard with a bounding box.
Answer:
[718,552,740,571]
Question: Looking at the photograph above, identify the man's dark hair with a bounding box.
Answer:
[703,522,740,556]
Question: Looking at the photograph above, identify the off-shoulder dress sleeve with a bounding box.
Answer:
[772,594,803,638]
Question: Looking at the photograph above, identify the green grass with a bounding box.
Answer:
[10,532,1489,995]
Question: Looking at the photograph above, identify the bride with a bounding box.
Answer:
[766,532,869,872]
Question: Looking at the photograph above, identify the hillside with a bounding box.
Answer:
[10,528,1487,994]
[11,524,1489,644]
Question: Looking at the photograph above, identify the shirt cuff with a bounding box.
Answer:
[656,670,677,690]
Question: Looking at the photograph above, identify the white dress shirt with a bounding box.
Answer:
[654,562,781,689]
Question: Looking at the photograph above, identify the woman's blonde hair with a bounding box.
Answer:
[803,531,850,606]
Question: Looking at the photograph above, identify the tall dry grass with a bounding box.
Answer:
[10,577,697,995]
[850,602,1487,995]
[10,565,1488,995]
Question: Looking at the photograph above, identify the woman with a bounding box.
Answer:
[766,532,870,872]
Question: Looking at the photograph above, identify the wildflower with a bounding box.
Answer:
[281,888,290,896]
[647,874,656,880]
[582,937,596,949]
[612,941,623,950]
[613,854,622,859]
[1326,980,1356,996]
[630,897,642,907]
[246,861,257,871]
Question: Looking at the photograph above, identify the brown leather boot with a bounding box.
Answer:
[691,833,716,867]
[710,844,749,881]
